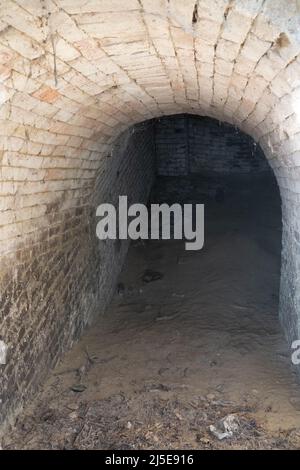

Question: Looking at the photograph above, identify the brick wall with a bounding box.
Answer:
[155,115,269,176]
[155,116,188,176]
[0,121,155,431]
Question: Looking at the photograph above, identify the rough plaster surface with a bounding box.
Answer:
[0,0,300,429]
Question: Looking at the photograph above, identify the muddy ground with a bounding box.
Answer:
[3,174,300,450]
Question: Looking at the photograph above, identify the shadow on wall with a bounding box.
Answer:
[155,115,270,177]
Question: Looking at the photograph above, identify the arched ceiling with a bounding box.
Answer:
[0,0,300,255]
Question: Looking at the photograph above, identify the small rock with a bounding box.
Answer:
[206,393,216,401]
[142,269,163,283]
[67,403,79,411]
[70,384,87,393]
[197,435,210,445]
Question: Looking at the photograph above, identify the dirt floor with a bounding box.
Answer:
[3,173,300,450]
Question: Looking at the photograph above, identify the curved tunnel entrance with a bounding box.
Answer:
[4,114,300,449]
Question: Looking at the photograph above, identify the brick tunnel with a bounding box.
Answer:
[1,0,300,450]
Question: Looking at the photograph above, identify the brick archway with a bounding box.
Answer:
[1,0,300,430]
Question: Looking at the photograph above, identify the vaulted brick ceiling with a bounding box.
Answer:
[1,0,300,258]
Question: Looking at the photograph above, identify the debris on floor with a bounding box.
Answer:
[3,390,300,450]
[209,414,239,440]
